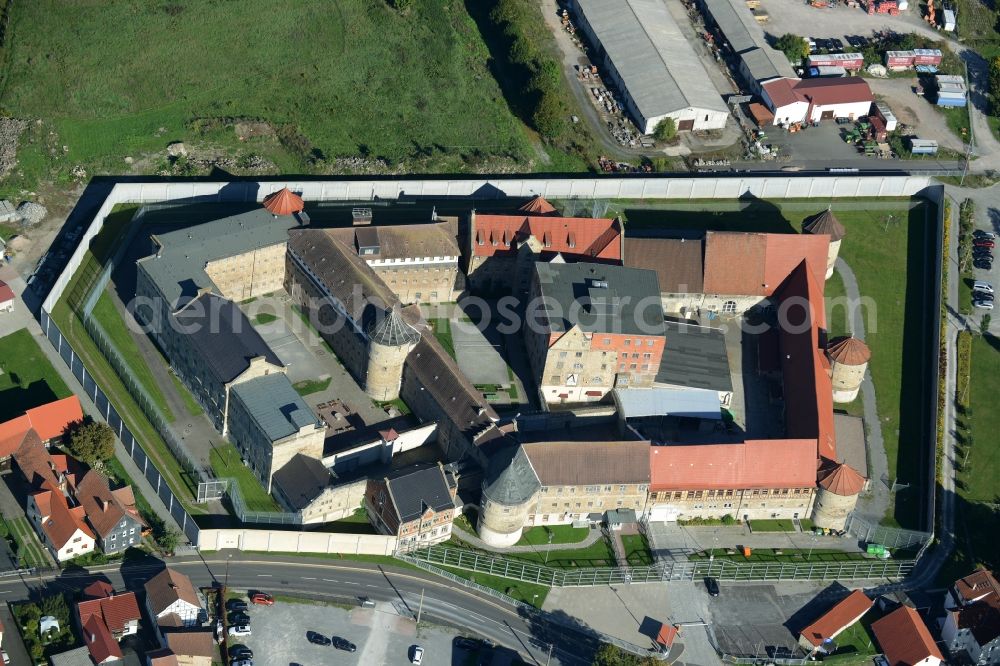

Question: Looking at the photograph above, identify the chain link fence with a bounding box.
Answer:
[844,514,932,550]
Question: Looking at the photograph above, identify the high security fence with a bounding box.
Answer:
[402,545,915,587]
[844,513,932,550]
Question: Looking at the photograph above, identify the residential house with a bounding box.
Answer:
[524,261,666,404]
[798,589,874,653]
[871,605,944,666]
[48,646,95,666]
[76,581,141,664]
[0,395,84,460]
[75,471,146,555]
[0,280,13,313]
[365,463,458,548]
[146,649,181,666]
[942,569,1000,665]
[144,568,205,643]
[163,631,215,666]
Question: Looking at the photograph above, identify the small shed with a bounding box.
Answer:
[748,102,774,127]
[605,508,637,530]
[909,139,938,155]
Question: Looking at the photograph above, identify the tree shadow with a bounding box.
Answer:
[516,606,658,665]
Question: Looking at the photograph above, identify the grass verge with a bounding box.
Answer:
[749,519,795,532]
[0,328,72,421]
[293,377,332,396]
[209,443,281,512]
[621,533,654,566]
[690,548,870,562]
[439,565,549,608]
[515,525,590,547]
[429,318,455,358]
[1,515,51,569]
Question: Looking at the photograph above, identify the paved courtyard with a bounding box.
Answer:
[452,318,510,387]
[644,522,864,561]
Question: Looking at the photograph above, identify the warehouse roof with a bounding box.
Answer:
[655,321,733,392]
[138,208,298,309]
[231,374,319,444]
[534,262,665,336]
[740,46,796,83]
[615,387,722,420]
[649,439,817,490]
[701,0,759,55]
[623,237,703,293]
[575,0,728,121]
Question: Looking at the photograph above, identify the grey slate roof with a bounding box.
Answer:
[623,237,704,293]
[700,0,759,55]
[386,464,455,523]
[614,387,722,420]
[576,0,728,121]
[534,262,665,336]
[231,373,319,444]
[172,292,283,384]
[48,647,95,666]
[137,207,299,309]
[369,308,420,347]
[272,453,333,510]
[325,219,460,260]
[655,321,733,392]
[482,445,541,506]
[740,47,796,83]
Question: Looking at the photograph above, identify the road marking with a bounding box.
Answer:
[343,581,359,585]
[322,578,338,582]
[257,574,271,577]
[302,577,316,580]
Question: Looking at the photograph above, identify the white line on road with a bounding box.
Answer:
[302,577,316,580]
[257,574,271,577]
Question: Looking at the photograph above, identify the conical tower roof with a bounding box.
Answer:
[519,195,557,216]
[368,308,420,347]
[483,445,541,506]
[262,187,304,216]
[803,208,846,241]
[827,336,871,366]
[818,460,866,496]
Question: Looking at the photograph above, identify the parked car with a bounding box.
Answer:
[704,577,720,596]
[231,660,253,666]
[973,281,994,293]
[974,230,996,239]
[974,249,993,258]
[974,239,995,248]
[307,631,331,646]
[973,299,994,309]
[829,37,845,52]
[410,645,425,665]
[230,645,253,660]
[974,258,993,270]
[228,625,251,638]
[227,599,249,612]
[332,637,357,652]
[455,637,482,651]
[973,291,994,301]
[359,597,376,608]
[250,592,274,606]
[228,612,250,625]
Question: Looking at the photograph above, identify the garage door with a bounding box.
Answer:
[821,110,835,120]
[677,119,695,131]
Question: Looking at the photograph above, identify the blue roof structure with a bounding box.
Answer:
[614,387,722,420]
[231,373,319,443]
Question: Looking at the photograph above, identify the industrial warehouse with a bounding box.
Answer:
[572,0,730,133]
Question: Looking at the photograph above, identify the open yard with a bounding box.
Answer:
[0,0,545,193]
[209,443,281,513]
[749,519,795,533]
[606,198,937,529]
[515,525,590,547]
[0,328,72,422]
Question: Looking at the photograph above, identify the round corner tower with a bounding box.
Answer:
[478,446,541,548]
[827,336,871,403]
[365,309,420,401]
[811,461,866,531]
[803,208,846,280]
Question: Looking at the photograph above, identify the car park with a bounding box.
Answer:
[229,612,251,625]
[230,645,253,660]
[228,625,252,638]
[829,38,845,52]
[974,230,996,239]
[974,281,994,293]
[227,599,249,612]
[250,592,274,606]
[307,631,332,646]
[332,637,357,652]
[974,299,994,309]
[410,645,425,664]
[974,259,993,270]
[975,239,995,248]
[705,577,720,596]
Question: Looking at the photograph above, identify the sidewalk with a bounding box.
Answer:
[0,272,183,536]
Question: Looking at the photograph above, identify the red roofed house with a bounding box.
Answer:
[942,569,1000,665]
[798,590,874,653]
[871,606,944,666]
[0,280,14,313]
[76,584,141,664]
[467,197,623,294]
[762,77,875,127]
[0,395,83,460]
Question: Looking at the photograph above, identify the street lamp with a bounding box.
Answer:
[224,553,233,590]
[544,531,554,565]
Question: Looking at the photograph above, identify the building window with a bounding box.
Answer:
[624,339,631,346]
[646,340,654,346]
[603,338,611,345]
[722,301,737,314]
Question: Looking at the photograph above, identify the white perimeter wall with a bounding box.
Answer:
[199,528,397,555]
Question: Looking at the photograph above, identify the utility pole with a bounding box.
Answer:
[224,553,232,590]
[546,642,554,666]
[416,588,424,624]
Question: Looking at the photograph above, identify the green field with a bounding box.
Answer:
[0,0,543,191]
[690,548,870,563]
[439,565,549,608]
[91,291,174,421]
[0,328,72,422]
[515,525,590,547]
[620,533,655,566]
[606,199,935,529]
[749,519,795,532]
[293,377,332,396]
[209,443,281,513]
[429,318,456,358]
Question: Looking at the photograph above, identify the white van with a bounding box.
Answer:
[973,281,994,294]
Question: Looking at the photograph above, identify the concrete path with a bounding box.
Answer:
[834,258,890,523]
[451,523,604,554]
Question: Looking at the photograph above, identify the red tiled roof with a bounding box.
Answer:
[657,624,679,648]
[764,77,874,110]
[82,612,122,663]
[951,569,1000,646]
[818,460,867,496]
[165,631,215,657]
[804,209,846,242]
[78,590,140,635]
[800,590,874,648]
[871,606,943,666]
[0,396,83,458]
[14,432,69,489]
[262,187,304,216]
[145,567,202,616]
[82,580,115,600]
[702,232,829,297]
[147,649,180,666]
[763,78,801,109]
[0,421,35,460]
[762,234,830,295]
[35,487,95,549]
[519,195,558,215]
[954,569,1000,604]
[472,214,621,261]
[0,280,13,304]
[649,439,817,491]
[828,336,871,366]
[76,470,145,538]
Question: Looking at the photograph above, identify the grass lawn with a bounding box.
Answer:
[439,565,549,608]
[0,328,72,422]
[621,533,655,566]
[103,456,163,538]
[822,617,879,665]
[0,0,539,191]
[1,516,50,569]
[209,443,281,512]
[515,525,590,547]
[254,313,278,325]
[170,372,204,417]
[799,518,816,532]
[375,398,412,416]
[92,291,174,421]
[293,377,332,396]
[749,519,795,532]
[511,537,617,569]
[937,104,971,145]
[0,222,18,242]
[429,318,456,358]
[825,269,850,339]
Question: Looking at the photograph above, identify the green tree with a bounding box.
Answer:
[980,314,992,336]
[531,90,567,137]
[66,420,115,467]
[653,117,677,142]
[156,526,182,554]
[774,33,809,64]
[387,0,412,9]
[592,644,661,666]
[990,56,1000,114]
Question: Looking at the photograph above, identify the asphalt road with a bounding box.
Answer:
[0,554,608,666]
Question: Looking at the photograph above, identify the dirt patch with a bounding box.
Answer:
[0,117,29,178]
[233,120,276,141]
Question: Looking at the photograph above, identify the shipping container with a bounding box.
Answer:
[936,96,967,107]
[885,50,915,69]
[943,9,956,31]
[807,52,864,69]
[909,139,938,155]
[913,48,943,65]
[809,65,847,77]
[874,102,897,131]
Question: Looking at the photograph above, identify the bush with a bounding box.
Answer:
[65,419,115,467]
[775,34,809,64]
[654,118,677,142]
[990,56,1000,114]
